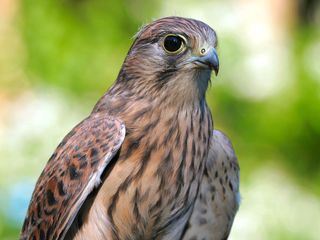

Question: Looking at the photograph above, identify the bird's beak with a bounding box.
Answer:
[192,48,219,76]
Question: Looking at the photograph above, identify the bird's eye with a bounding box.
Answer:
[163,35,185,54]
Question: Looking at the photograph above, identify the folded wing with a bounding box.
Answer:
[20,114,125,240]
[182,130,240,240]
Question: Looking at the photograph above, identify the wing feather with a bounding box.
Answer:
[182,130,240,240]
[20,113,125,240]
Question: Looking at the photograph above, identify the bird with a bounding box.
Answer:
[20,16,240,240]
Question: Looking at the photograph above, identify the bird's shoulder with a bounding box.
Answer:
[20,113,125,240]
[208,130,239,172]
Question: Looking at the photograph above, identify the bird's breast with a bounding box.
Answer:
[79,105,212,240]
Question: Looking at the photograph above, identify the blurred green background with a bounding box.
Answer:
[0,0,320,239]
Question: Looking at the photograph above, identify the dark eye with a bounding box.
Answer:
[163,35,185,53]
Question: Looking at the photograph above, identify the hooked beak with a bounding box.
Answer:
[193,48,219,76]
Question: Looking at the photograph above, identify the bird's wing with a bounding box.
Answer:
[20,113,125,240]
[182,130,240,240]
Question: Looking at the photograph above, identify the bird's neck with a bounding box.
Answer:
[92,63,213,122]
[107,67,211,110]
[93,83,208,121]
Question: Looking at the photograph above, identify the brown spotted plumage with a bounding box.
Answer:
[20,115,125,240]
[21,16,239,240]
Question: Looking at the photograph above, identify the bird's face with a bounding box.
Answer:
[117,17,219,102]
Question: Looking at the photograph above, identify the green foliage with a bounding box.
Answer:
[210,26,320,192]
[20,0,158,96]
[0,215,19,240]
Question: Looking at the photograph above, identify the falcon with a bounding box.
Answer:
[20,16,240,240]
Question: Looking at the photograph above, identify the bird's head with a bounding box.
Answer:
[115,16,219,105]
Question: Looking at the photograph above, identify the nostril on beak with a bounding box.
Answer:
[192,47,219,75]
[199,48,219,75]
